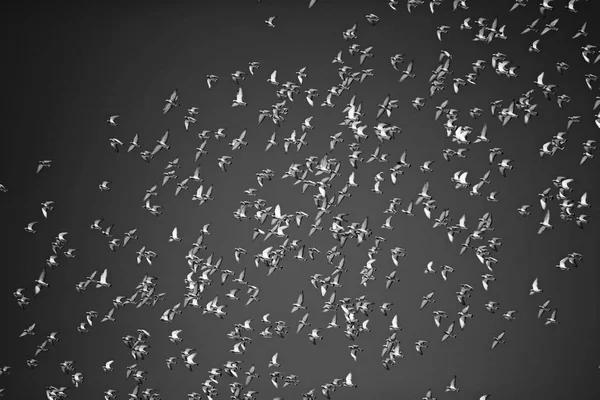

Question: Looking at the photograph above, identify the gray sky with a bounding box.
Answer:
[1,0,598,399]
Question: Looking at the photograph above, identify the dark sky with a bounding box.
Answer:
[1,0,599,399]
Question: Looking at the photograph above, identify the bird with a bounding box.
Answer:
[436,25,450,41]
[34,270,48,295]
[308,328,323,344]
[268,353,280,368]
[232,87,247,107]
[297,312,311,333]
[102,360,115,372]
[538,210,553,234]
[163,89,179,114]
[545,309,559,325]
[421,292,435,310]
[248,61,260,76]
[492,331,506,349]
[98,181,111,191]
[400,61,415,82]
[19,323,36,338]
[265,16,276,27]
[530,277,543,295]
[291,291,306,313]
[442,322,456,341]
[36,160,52,173]
[572,21,587,39]
[206,74,218,88]
[109,138,123,152]
[95,269,111,288]
[344,372,357,388]
[152,130,171,156]
[445,375,459,392]
[106,115,119,126]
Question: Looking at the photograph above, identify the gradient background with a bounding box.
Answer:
[1,0,598,399]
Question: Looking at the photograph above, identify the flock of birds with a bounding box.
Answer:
[2,0,599,399]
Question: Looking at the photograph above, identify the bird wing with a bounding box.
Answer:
[345,373,353,385]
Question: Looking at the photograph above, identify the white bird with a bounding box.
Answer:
[34,270,48,295]
[577,192,589,208]
[169,330,183,344]
[381,215,394,230]
[537,209,553,234]
[420,160,435,172]
[265,16,276,27]
[268,352,280,368]
[445,375,459,392]
[232,87,247,107]
[184,352,198,371]
[474,124,490,143]
[545,309,559,325]
[96,269,111,288]
[291,291,306,313]
[530,277,543,295]
[107,115,119,126]
[344,372,357,388]
[267,70,279,85]
[163,89,179,114]
[24,221,38,233]
[297,66,307,84]
[389,314,400,331]
[152,130,170,155]
[19,323,36,337]
[169,227,182,242]
[308,328,323,345]
[102,360,114,372]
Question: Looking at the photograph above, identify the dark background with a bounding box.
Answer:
[1,0,598,399]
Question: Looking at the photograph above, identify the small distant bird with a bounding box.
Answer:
[25,221,38,234]
[206,74,218,89]
[109,138,123,152]
[445,375,459,392]
[37,160,52,173]
[107,115,119,126]
[491,331,505,350]
[19,323,36,338]
[163,89,179,114]
[545,309,559,325]
[128,134,140,152]
[265,16,276,27]
[169,227,182,243]
[399,61,415,82]
[41,201,55,218]
[96,179,112,192]
[436,25,450,41]
[365,14,379,25]
[572,21,588,39]
[232,87,247,107]
[537,209,553,234]
[102,360,115,372]
[529,277,543,295]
